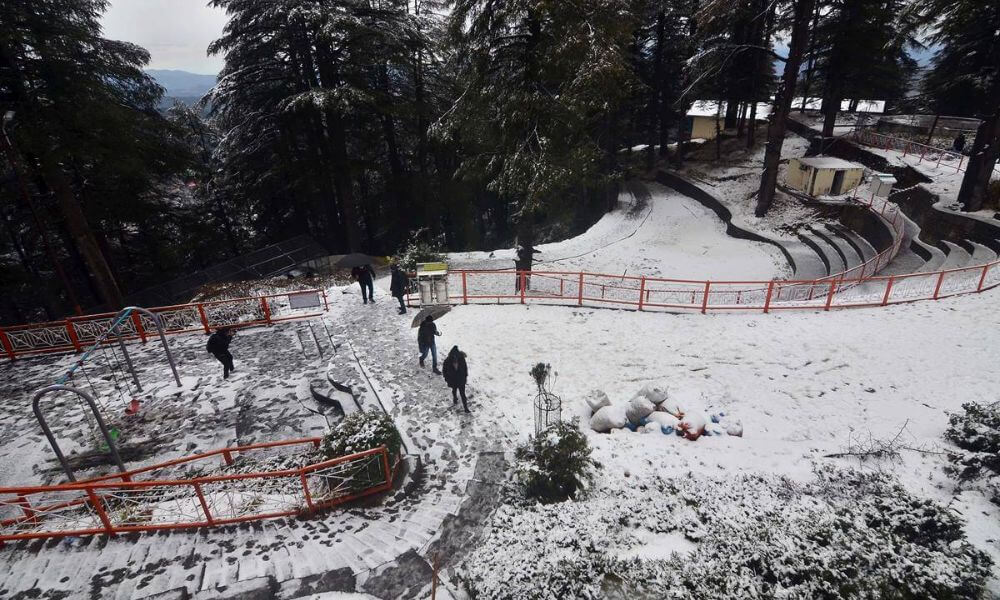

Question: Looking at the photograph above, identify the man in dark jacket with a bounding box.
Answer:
[351,264,376,304]
[442,346,470,413]
[206,327,236,379]
[390,264,409,314]
[953,133,966,153]
[417,315,441,373]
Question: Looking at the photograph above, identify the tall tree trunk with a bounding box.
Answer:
[327,111,362,252]
[756,0,815,217]
[958,107,1000,212]
[799,1,821,113]
[42,162,123,308]
[646,10,666,171]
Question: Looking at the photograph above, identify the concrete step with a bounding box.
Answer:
[939,241,972,270]
[798,231,845,276]
[966,241,998,266]
[810,225,863,274]
[880,245,928,277]
[915,242,947,273]
[827,223,877,265]
[784,239,830,280]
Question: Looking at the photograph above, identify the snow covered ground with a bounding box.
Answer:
[449,183,790,281]
[440,291,1000,587]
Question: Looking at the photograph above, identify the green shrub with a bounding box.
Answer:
[458,468,993,600]
[321,409,402,460]
[945,401,1000,482]
[394,228,444,272]
[515,419,596,503]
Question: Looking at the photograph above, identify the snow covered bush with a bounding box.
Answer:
[515,419,597,503]
[945,401,1000,483]
[458,467,992,600]
[393,227,444,272]
[321,409,402,460]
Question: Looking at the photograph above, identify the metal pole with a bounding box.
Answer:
[118,307,181,387]
[32,384,127,481]
[114,322,143,393]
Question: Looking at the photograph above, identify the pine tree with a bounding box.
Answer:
[0,0,190,310]
[916,0,1000,212]
[439,0,636,273]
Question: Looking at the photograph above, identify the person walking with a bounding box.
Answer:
[418,315,441,373]
[442,346,470,413]
[390,264,409,314]
[351,264,376,304]
[952,133,966,153]
[206,327,236,379]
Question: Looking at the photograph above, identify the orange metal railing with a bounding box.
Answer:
[0,289,329,360]
[0,438,396,542]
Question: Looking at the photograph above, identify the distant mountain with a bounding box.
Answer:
[147,69,217,108]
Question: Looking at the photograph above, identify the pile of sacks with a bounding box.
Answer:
[587,386,742,441]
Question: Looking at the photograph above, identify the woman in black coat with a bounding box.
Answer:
[442,346,470,413]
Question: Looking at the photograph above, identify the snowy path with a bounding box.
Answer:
[0,291,515,599]
[441,293,1000,572]
[449,183,790,281]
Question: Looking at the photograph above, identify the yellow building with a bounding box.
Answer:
[684,101,771,140]
[785,157,864,196]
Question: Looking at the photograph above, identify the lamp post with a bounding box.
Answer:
[1,110,83,315]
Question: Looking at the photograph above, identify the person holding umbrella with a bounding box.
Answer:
[390,264,409,314]
[417,314,442,373]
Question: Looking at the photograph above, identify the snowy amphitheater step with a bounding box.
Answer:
[826,223,877,264]
[809,225,864,272]
[966,240,998,266]
[879,244,928,276]
[798,231,844,275]
[939,241,972,271]
[916,242,948,273]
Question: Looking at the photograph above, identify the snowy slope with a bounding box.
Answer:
[449,183,790,280]
[441,292,1000,573]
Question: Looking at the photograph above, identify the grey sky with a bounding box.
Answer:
[101,0,228,74]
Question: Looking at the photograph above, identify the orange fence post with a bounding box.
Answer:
[299,472,315,511]
[881,277,895,306]
[222,450,233,465]
[321,289,329,311]
[380,447,392,488]
[957,156,964,173]
[762,281,775,313]
[701,282,711,313]
[193,482,214,525]
[638,277,646,311]
[85,488,116,536]
[977,264,991,292]
[933,271,946,299]
[131,312,147,343]
[519,272,526,304]
[0,328,15,360]
[823,280,837,311]
[462,272,468,305]
[197,303,210,333]
[577,273,584,306]
[260,297,272,324]
[66,320,82,352]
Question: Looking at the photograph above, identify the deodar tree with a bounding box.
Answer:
[437,0,635,275]
[916,0,1000,212]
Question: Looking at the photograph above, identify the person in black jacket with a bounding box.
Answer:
[351,264,376,304]
[417,315,441,373]
[442,346,470,412]
[390,264,409,314]
[206,327,236,379]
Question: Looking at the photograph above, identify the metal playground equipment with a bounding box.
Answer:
[34,306,181,482]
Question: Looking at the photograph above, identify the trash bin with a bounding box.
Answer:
[419,280,434,305]
[434,278,449,303]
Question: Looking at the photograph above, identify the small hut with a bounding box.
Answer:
[785,157,864,196]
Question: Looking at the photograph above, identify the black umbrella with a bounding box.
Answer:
[335,253,377,268]
[411,305,452,328]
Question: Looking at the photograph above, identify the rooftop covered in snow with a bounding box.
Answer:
[795,156,864,170]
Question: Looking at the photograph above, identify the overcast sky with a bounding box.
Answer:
[101,0,228,74]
